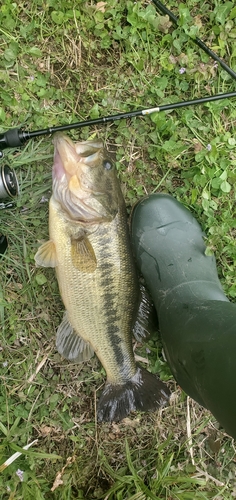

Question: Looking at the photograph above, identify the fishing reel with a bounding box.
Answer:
[0,162,19,255]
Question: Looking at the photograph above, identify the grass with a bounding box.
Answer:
[0,0,236,498]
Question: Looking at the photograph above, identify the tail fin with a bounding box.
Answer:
[97,367,170,422]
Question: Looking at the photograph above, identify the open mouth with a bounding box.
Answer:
[52,133,104,181]
[52,133,111,222]
[52,134,79,179]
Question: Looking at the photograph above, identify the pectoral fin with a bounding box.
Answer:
[35,240,58,268]
[71,235,97,273]
[56,312,94,363]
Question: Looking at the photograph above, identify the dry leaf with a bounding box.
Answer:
[40,425,53,436]
[134,354,149,364]
[158,15,172,33]
[51,456,76,491]
[112,423,121,433]
[96,2,106,13]
[193,140,203,153]
[51,473,64,492]
[122,417,140,427]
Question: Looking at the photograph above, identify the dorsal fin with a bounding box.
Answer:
[133,283,158,341]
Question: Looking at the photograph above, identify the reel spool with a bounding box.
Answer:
[0,165,19,255]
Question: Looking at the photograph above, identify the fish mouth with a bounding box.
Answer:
[52,133,115,222]
[52,133,103,181]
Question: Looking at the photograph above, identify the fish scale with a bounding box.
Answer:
[35,133,170,421]
[50,194,138,384]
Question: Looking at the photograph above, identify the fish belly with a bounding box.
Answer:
[50,197,139,384]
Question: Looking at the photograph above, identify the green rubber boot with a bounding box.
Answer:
[131,193,236,439]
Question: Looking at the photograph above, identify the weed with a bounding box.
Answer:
[0,0,236,498]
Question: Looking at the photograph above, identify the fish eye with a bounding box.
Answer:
[103,159,112,170]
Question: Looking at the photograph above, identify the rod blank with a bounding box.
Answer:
[0,1,236,153]
[0,91,235,151]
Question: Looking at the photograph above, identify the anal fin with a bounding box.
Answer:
[56,312,94,363]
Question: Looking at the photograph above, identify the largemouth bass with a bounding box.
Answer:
[35,133,170,422]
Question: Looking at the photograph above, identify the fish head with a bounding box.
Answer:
[52,133,121,222]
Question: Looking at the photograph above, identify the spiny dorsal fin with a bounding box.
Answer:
[71,235,97,273]
[34,240,58,268]
[133,283,158,341]
[56,312,94,363]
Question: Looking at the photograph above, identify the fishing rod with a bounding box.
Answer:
[1,1,236,155]
[1,91,236,156]
[1,0,235,159]
[0,1,236,254]
[0,88,235,227]
[152,0,236,81]
[1,1,236,205]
